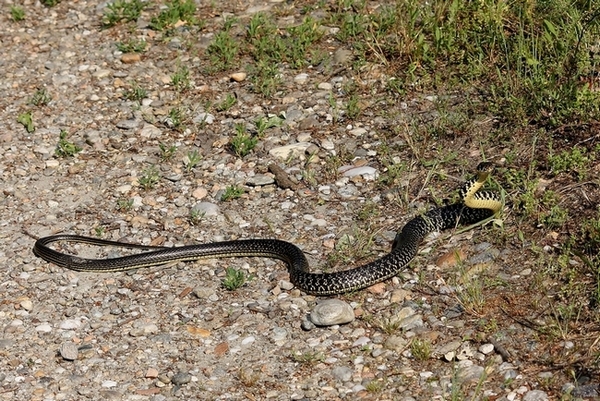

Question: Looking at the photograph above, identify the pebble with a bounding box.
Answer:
[20,299,33,311]
[320,138,335,150]
[35,323,52,333]
[59,342,79,361]
[139,123,162,139]
[384,336,408,352]
[241,336,255,346]
[399,314,423,330]
[458,364,485,383]
[193,112,215,124]
[192,202,219,217]
[479,343,494,354]
[115,119,140,130]
[278,280,294,290]
[340,165,379,180]
[331,366,353,382]
[59,319,82,330]
[230,72,247,82]
[246,174,275,186]
[349,127,367,137]
[269,142,312,159]
[294,73,308,84]
[171,372,192,385]
[271,327,287,342]
[523,390,550,401]
[301,318,316,331]
[192,187,208,199]
[309,299,355,326]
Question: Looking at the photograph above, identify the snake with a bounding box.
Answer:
[33,163,502,295]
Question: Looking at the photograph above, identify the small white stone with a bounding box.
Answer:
[294,73,308,84]
[230,72,247,82]
[317,82,332,90]
[59,342,79,361]
[241,336,255,346]
[102,380,118,388]
[36,323,52,333]
[59,319,82,330]
[45,160,60,168]
[320,138,335,150]
[310,299,355,326]
[340,165,379,180]
[116,184,132,193]
[349,127,367,137]
[20,299,33,311]
[193,112,214,124]
[268,142,312,160]
[479,343,494,355]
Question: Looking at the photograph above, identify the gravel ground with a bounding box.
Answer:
[0,1,588,400]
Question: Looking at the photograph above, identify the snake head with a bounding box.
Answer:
[476,162,494,173]
[476,162,495,180]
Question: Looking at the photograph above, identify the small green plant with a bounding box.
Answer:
[365,380,384,393]
[541,204,569,229]
[345,94,361,119]
[458,273,487,315]
[538,190,569,229]
[410,338,432,361]
[301,162,318,187]
[149,0,197,31]
[159,142,177,161]
[357,201,380,221]
[215,93,237,112]
[189,209,205,225]
[221,185,244,201]
[40,0,61,6]
[55,130,82,157]
[222,267,249,290]
[171,66,190,91]
[290,350,325,364]
[117,198,134,211]
[206,25,239,71]
[255,115,282,136]
[184,150,201,172]
[122,83,147,101]
[28,88,52,106]
[249,60,281,97]
[375,317,402,335]
[548,146,594,180]
[94,226,105,237]
[325,227,376,270]
[102,0,144,27]
[17,111,35,133]
[138,166,160,190]
[167,107,184,129]
[245,13,323,94]
[10,6,25,21]
[230,124,257,157]
[116,38,147,53]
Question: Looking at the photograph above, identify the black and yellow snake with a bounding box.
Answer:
[33,163,501,295]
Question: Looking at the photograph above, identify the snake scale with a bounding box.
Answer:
[33,163,502,295]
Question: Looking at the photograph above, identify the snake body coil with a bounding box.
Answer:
[33,164,501,295]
